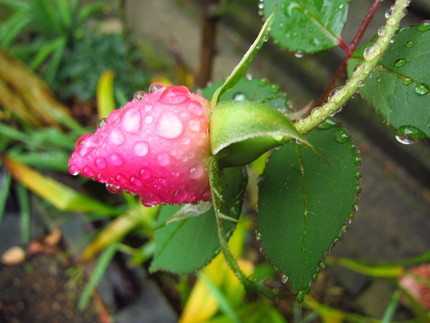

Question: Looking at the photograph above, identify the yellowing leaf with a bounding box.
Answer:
[2,155,116,215]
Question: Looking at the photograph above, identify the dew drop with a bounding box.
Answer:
[139,168,151,180]
[133,141,149,156]
[294,50,303,58]
[109,129,125,145]
[156,112,184,139]
[106,183,123,194]
[296,290,307,303]
[97,118,106,128]
[69,165,79,176]
[122,108,141,133]
[82,166,94,177]
[142,202,155,208]
[115,174,128,185]
[188,102,203,116]
[233,92,246,101]
[335,128,350,143]
[133,90,146,100]
[377,27,386,37]
[108,153,123,165]
[414,83,430,95]
[182,137,191,145]
[363,46,377,61]
[157,152,171,166]
[405,40,414,48]
[281,275,289,284]
[189,166,204,179]
[311,272,319,281]
[95,157,107,169]
[189,119,202,132]
[395,125,426,144]
[255,230,261,241]
[160,86,189,104]
[130,176,143,187]
[394,58,407,67]
[148,82,164,92]
[318,118,337,130]
[144,115,153,124]
[417,20,430,32]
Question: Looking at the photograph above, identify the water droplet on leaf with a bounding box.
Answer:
[395,125,426,144]
[281,275,289,284]
[233,92,246,101]
[414,83,429,95]
[417,20,430,32]
[394,58,407,67]
[335,128,350,143]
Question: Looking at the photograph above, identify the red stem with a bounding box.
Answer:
[317,0,384,106]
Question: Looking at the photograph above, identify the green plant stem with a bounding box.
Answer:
[295,0,410,135]
[209,158,278,298]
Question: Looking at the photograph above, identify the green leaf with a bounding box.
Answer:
[258,122,360,292]
[263,0,349,53]
[150,167,247,273]
[201,77,290,113]
[210,100,308,167]
[211,9,277,107]
[348,25,430,140]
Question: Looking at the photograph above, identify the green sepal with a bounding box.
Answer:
[210,100,309,167]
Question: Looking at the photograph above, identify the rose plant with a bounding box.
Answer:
[66,0,430,308]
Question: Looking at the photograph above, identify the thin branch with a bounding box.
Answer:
[317,0,384,106]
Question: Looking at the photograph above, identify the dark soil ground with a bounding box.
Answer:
[0,253,103,323]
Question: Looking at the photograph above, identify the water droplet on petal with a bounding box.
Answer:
[109,129,125,145]
[132,141,148,157]
[189,165,204,179]
[133,90,146,100]
[95,157,107,169]
[82,166,94,177]
[144,115,153,124]
[130,176,143,187]
[115,174,128,185]
[188,102,203,116]
[108,153,123,165]
[69,165,79,176]
[106,183,123,194]
[97,118,106,128]
[148,82,164,92]
[160,86,189,104]
[122,108,141,133]
[189,119,201,132]
[157,152,171,166]
[140,168,151,180]
[156,112,183,139]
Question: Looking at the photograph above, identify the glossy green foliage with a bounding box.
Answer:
[201,78,290,113]
[258,122,360,292]
[211,10,277,106]
[150,168,247,273]
[210,101,307,167]
[348,25,430,140]
[263,0,349,53]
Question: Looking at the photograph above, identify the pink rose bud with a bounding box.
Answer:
[68,84,211,207]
